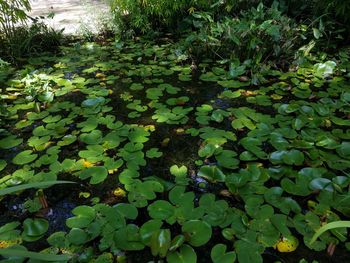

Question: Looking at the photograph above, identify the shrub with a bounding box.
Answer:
[0,0,31,39]
[0,1,63,63]
[109,0,264,35]
[184,3,303,64]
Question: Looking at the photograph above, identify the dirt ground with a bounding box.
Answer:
[29,0,109,34]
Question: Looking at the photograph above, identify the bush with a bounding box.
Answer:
[184,3,303,64]
[0,0,63,63]
[109,0,264,35]
[0,19,63,62]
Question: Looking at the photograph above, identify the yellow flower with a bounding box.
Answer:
[96,72,106,78]
[113,187,126,198]
[144,125,155,132]
[83,160,94,168]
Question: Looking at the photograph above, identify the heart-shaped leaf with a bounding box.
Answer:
[211,244,236,263]
[182,220,212,247]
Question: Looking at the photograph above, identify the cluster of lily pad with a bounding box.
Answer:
[0,40,349,263]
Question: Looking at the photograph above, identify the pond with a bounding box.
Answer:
[0,39,349,263]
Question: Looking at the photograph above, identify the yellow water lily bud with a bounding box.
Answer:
[96,72,106,78]
[175,128,185,135]
[108,168,119,174]
[274,236,299,252]
[83,160,94,168]
[144,125,155,132]
[113,187,126,198]
[108,89,113,95]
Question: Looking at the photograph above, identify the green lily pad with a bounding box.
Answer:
[79,166,108,184]
[140,219,163,245]
[82,97,105,107]
[198,165,226,182]
[215,150,239,169]
[146,148,163,158]
[0,160,7,171]
[22,218,49,241]
[0,135,23,149]
[12,150,38,165]
[79,130,103,145]
[170,165,188,177]
[148,200,175,220]
[67,228,88,245]
[211,244,236,263]
[66,205,96,228]
[167,244,197,263]
[150,229,171,257]
[182,220,212,247]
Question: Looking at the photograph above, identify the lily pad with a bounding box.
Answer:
[167,244,197,263]
[13,150,38,165]
[198,165,226,182]
[0,135,23,149]
[182,220,212,247]
[79,166,108,184]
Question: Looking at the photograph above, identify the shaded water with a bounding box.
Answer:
[0,40,349,262]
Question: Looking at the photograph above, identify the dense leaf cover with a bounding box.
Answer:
[0,39,349,262]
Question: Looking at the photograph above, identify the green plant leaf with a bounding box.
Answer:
[150,229,171,258]
[12,150,38,165]
[211,244,236,263]
[182,220,212,247]
[22,218,49,241]
[0,248,71,261]
[0,135,23,149]
[146,148,163,158]
[170,165,188,177]
[148,200,175,220]
[198,165,225,182]
[167,244,197,263]
[310,221,350,244]
[66,206,96,228]
[79,166,108,184]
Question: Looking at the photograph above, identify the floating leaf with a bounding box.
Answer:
[167,244,197,263]
[182,220,212,247]
[170,165,188,177]
[22,218,49,241]
[211,244,236,263]
[12,150,38,165]
[146,148,163,158]
[0,135,23,149]
[198,165,226,182]
[79,166,108,184]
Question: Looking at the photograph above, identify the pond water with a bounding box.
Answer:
[0,39,349,262]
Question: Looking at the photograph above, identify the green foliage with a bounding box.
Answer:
[185,3,302,64]
[0,1,62,62]
[0,248,71,261]
[310,221,350,244]
[0,0,31,39]
[0,37,349,263]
